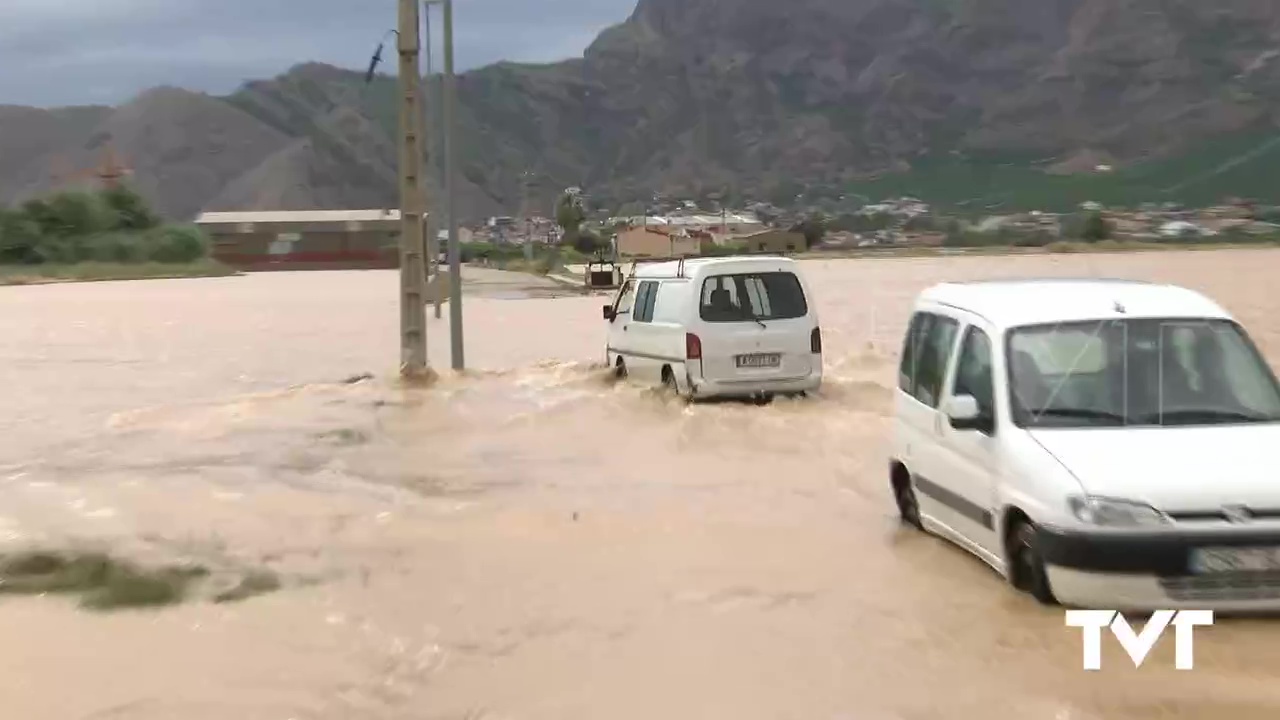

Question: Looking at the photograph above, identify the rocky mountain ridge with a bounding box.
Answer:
[4,0,1280,221]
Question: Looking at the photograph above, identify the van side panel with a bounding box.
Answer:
[618,279,691,386]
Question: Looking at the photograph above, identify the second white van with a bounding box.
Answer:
[602,256,822,400]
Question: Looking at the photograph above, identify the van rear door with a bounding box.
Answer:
[694,270,815,382]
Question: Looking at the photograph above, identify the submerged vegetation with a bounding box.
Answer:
[0,549,281,611]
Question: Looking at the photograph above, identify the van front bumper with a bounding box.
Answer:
[1037,525,1280,611]
[689,370,822,399]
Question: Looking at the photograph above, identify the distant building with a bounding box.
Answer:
[195,209,402,271]
[858,197,930,218]
[435,227,476,246]
[898,232,946,247]
[740,229,806,254]
[607,212,765,235]
[615,225,701,258]
[1159,220,1210,238]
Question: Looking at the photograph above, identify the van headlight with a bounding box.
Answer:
[1067,496,1170,527]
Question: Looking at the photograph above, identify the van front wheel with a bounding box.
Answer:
[1009,520,1058,605]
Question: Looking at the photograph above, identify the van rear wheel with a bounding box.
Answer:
[661,368,681,397]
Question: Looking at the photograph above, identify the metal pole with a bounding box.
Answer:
[521,171,532,262]
[423,3,442,319]
[443,0,464,370]
[397,0,428,378]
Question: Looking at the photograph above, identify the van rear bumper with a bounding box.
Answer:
[689,369,822,399]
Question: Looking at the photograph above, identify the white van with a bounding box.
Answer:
[890,278,1280,611]
[602,256,822,400]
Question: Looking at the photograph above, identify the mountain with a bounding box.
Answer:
[6,0,1280,221]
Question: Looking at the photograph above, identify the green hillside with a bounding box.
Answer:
[846,126,1280,212]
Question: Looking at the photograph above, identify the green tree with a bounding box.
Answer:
[102,185,161,231]
[144,226,208,263]
[45,191,114,237]
[572,228,606,256]
[0,208,43,264]
[20,198,60,237]
[790,213,828,249]
[1081,211,1111,242]
[556,190,586,242]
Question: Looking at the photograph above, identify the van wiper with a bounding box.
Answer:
[1142,409,1279,425]
[1030,407,1127,425]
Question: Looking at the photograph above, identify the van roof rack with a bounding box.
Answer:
[620,251,791,280]
[623,254,692,278]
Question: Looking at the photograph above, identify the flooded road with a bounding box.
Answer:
[6,254,1280,719]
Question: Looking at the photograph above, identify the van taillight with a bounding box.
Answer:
[811,327,822,354]
[686,333,703,360]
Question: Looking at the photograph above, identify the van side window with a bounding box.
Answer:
[634,281,659,323]
[900,312,959,408]
[916,315,959,407]
[952,326,995,419]
[899,313,928,393]
[614,281,636,316]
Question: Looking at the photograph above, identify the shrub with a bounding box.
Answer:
[32,234,91,264]
[144,225,209,263]
[101,185,161,231]
[0,209,42,264]
[84,233,150,263]
[44,192,115,237]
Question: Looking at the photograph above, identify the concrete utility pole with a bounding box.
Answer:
[520,171,534,262]
[424,5,442,320]
[396,0,429,378]
[441,0,464,370]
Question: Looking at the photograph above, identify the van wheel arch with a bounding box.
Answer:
[661,365,678,392]
[890,462,921,529]
[1002,506,1057,605]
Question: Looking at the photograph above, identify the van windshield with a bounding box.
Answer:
[1007,317,1280,428]
[699,272,807,323]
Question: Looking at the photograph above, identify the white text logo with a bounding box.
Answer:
[1065,610,1214,670]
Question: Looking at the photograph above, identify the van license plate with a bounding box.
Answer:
[736,353,781,369]
[1189,546,1280,574]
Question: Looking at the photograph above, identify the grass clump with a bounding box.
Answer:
[0,259,236,285]
[0,550,209,610]
[213,569,282,604]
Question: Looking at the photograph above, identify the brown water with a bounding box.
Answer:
[6,255,1280,720]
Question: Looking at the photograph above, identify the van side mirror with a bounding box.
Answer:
[945,394,993,433]
[603,305,615,321]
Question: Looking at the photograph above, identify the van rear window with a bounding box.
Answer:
[699,272,808,322]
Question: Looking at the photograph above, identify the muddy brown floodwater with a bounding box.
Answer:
[6,256,1280,719]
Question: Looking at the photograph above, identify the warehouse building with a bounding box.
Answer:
[194,209,411,271]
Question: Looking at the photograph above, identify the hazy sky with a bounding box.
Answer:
[1,0,637,107]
